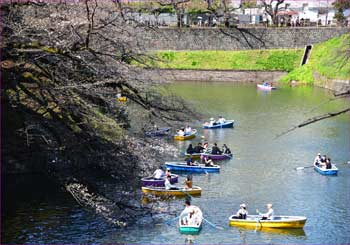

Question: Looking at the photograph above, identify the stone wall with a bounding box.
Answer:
[139,27,349,50]
[146,69,287,83]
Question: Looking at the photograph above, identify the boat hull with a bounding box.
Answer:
[314,164,338,175]
[141,174,178,187]
[165,162,220,173]
[179,226,202,234]
[174,129,197,141]
[141,186,202,196]
[201,153,232,161]
[229,215,307,228]
[257,84,276,90]
[203,121,234,129]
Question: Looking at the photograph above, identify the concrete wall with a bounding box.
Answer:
[146,69,287,83]
[139,27,349,50]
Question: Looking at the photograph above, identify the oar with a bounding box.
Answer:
[165,215,181,225]
[254,210,262,232]
[296,161,350,170]
[203,217,224,230]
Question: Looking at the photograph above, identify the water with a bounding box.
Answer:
[3,83,350,244]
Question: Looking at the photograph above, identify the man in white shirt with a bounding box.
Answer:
[153,166,165,180]
[165,175,178,190]
[258,203,274,220]
[217,116,226,124]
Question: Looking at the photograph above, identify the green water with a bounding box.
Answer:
[3,83,350,244]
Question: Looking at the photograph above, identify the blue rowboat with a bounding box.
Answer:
[179,206,203,234]
[145,127,171,137]
[314,163,338,175]
[165,162,220,173]
[203,120,234,129]
[200,153,233,161]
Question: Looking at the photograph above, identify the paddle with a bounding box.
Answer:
[296,161,350,170]
[255,210,262,232]
[203,217,224,230]
[165,215,181,225]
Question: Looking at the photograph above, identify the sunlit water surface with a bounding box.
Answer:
[3,83,350,244]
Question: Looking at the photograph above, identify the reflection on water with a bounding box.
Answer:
[3,83,350,244]
[237,226,306,237]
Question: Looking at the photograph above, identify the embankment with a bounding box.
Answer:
[147,68,287,83]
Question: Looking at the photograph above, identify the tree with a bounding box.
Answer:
[333,0,350,26]
[1,0,195,225]
[260,0,285,26]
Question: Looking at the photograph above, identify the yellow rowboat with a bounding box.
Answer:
[229,215,307,229]
[141,186,202,197]
[174,129,197,141]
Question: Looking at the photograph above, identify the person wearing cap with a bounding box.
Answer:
[233,203,248,219]
[257,203,274,220]
[314,153,322,166]
[153,166,165,180]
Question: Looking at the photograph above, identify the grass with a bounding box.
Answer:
[141,49,303,72]
[281,34,350,84]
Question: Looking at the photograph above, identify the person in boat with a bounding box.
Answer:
[193,142,204,153]
[209,118,216,126]
[263,81,268,86]
[217,116,226,124]
[184,125,192,135]
[222,144,231,154]
[165,175,178,190]
[319,155,327,168]
[153,166,165,180]
[185,208,197,226]
[184,175,193,189]
[165,168,172,177]
[326,157,332,169]
[187,155,196,166]
[211,143,222,155]
[203,156,214,167]
[177,128,185,136]
[186,144,194,154]
[203,142,209,153]
[233,203,248,219]
[314,153,322,166]
[257,203,274,220]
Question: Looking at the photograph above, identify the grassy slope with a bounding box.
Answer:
[145,49,303,72]
[281,34,350,83]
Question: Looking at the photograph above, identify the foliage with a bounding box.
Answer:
[281,34,350,83]
[141,49,302,71]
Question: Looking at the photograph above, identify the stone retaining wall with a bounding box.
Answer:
[146,69,287,83]
[139,27,349,50]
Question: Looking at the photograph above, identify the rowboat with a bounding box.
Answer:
[184,153,201,160]
[144,127,171,137]
[174,129,197,141]
[314,163,338,175]
[141,174,178,187]
[200,153,233,161]
[165,161,220,173]
[179,206,203,234]
[203,120,234,129]
[228,215,307,229]
[257,84,276,90]
[141,186,202,197]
